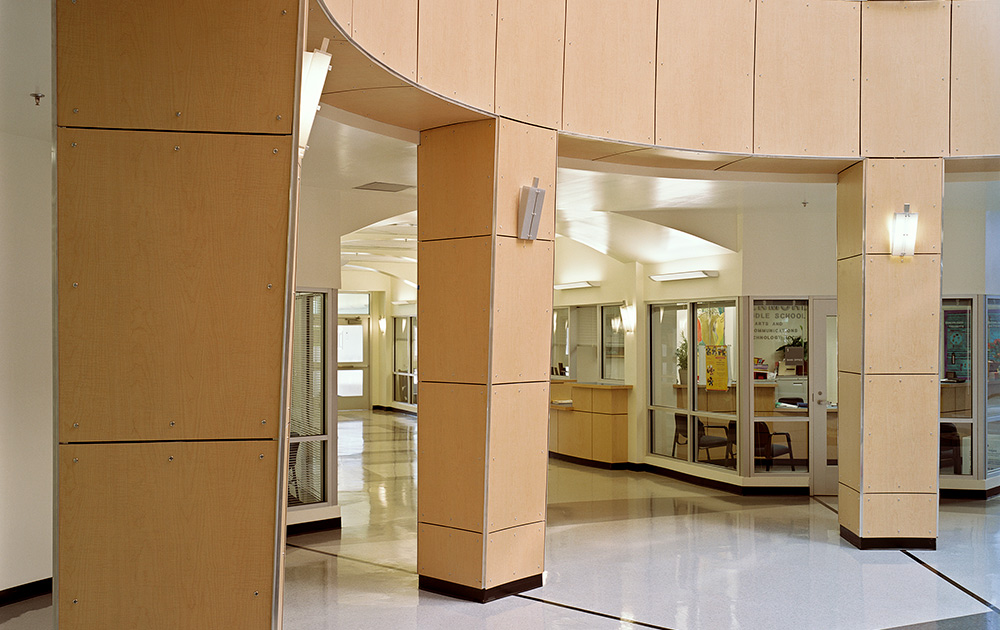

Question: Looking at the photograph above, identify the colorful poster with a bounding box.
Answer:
[705,345,729,391]
[943,309,971,379]
[988,302,1000,376]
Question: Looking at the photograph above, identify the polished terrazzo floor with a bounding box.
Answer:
[5,408,1000,629]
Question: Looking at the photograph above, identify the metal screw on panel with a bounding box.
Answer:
[71,142,77,148]
[174,146,180,151]
[254,591,260,596]
[72,458,78,463]
[72,423,79,428]
[72,282,78,288]
[267,284,273,289]
[282,9,287,14]
[168,456,174,462]
[259,454,265,459]
[273,149,279,154]
[276,115,282,121]
[72,599,78,603]
[261,420,266,425]
[169,421,175,427]
[73,108,78,113]
[176,111,181,117]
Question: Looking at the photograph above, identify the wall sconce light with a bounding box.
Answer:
[518,177,546,240]
[554,281,600,290]
[378,317,387,334]
[648,270,719,282]
[621,303,636,334]
[299,38,332,158]
[891,203,918,258]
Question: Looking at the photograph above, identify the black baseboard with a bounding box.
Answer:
[620,461,808,496]
[287,517,342,537]
[840,525,936,550]
[372,404,417,417]
[548,452,629,470]
[941,485,1000,500]
[0,578,52,608]
[419,574,542,603]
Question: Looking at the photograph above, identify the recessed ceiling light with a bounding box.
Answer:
[354,181,413,193]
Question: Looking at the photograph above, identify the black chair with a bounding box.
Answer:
[940,422,963,475]
[754,422,794,471]
[697,419,730,464]
[671,414,688,457]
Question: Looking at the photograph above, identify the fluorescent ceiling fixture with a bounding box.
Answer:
[649,270,719,282]
[392,300,415,305]
[299,39,332,156]
[891,204,918,257]
[554,281,600,290]
[402,279,418,289]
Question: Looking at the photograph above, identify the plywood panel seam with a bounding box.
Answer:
[417,521,487,536]
[840,480,861,494]
[488,519,544,535]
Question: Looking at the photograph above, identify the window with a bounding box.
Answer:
[290,292,329,506]
[649,303,689,461]
[941,298,973,476]
[986,298,1000,474]
[551,307,570,377]
[393,316,418,405]
[601,304,625,381]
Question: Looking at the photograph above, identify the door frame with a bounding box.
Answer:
[809,297,838,495]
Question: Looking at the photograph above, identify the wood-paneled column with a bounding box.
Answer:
[836,158,942,549]
[416,118,556,601]
[56,2,300,628]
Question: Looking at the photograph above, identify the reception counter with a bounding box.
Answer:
[549,381,631,465]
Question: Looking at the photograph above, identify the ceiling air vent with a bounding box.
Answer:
[353,181,413,193]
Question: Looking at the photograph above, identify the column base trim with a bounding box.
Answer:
[419,574,542,603]
[0,578,52,607]
[840,525,936,550]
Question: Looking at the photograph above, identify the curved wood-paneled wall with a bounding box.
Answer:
[319,0,1000,161]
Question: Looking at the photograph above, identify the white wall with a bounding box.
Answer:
[295,185,342,290]
[942,180,998,296]
[741,207,837,297]
[0,0,53,590]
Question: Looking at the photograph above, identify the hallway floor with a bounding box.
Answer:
[5,408,1000,629]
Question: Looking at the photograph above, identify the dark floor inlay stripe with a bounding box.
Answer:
[515,593,676,630]
[901,550,1000,615]
[811,496,839,515]
[286,543,417,575]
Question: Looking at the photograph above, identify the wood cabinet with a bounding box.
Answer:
[549,382,630,464]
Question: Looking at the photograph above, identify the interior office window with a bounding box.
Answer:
[986,298,1000,474]
[393,316,418,405]
[692,300,738,470]
[290,292,327,506]
[602,304,625,381]
[941,298,973,475]
[339,292,370,315]
[649,303,689,460]
[551,307,570,377]
[751,299,809,473]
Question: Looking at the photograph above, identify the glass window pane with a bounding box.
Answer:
[650,409,689,460]
[826,314,839,466]
[650,304,689,408]
[291,293,325,437]
[694,416,736,470]
[987,299,1000,432]
[940,421,972,475]
[941,299,973,418]
[338,324,364,364]
[552,308,570,376]
[394,317,410,374]
[411,316,418,374]
[987,420,1000,474]
[602,305,625,381]
[338,292,370,315]
[754,420,807,473]
[694,302,738,414]
[288,438,326,506]
[752,300,808,418]
[338,369,364,397]
[394,373,410,404]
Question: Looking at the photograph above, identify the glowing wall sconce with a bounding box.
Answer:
[891,203,918,258]
[378,317,387,334]
[299,38,332,158]
[553,281,600,290]
[620,303,636,334]
[648,270,719,282]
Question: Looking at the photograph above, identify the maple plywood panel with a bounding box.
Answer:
[837,255,864,375]
[945,157,1000,174]
[864,159,943,255]
[418,120,496,242]
[352,0,417,80]
[592,388,629,415]
[611,413,629,462]
[603,148,741,171]
[862,493,937,539]
[322,86,488,131]
[496,120,557,241]
[548,408,560,452]
[322,0,353,32]
[486,383,549,532]
[309,0,349,47]
[592,412,613,463]
[58,441,277,629]
[491,238,555,384]
[558,411,593,459]
[417,523,484,588]
[57,129,289,442]
[418,237,493,384]
[485,522,545,588]
[754,0,860,157]
[719,157,860,175]
[839,372,862,492]
[557,134,638,161]
[57,0,297,133]
[418,0,497,112]
[951,1,1000,156]
[656,0,755,153]
[862,375,938,494]
[572,387,594,412]
[837,162,865,260]
[839,483,861,534]
[563,0,657,144]
[861,2,950,157]
[864,255,941,375]
[323,38,410,94]
[496,0,565,129]
[418,383,488,531]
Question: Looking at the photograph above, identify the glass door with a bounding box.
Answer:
[810,298,838,495]
[337,292,370,410]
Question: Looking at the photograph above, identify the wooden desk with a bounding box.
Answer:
[549,382,631,464]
